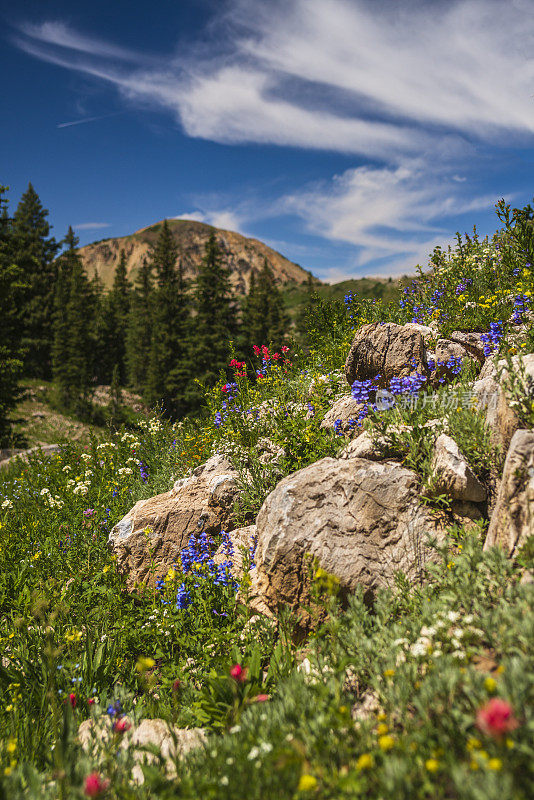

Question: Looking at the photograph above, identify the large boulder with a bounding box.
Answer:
[484,429,534,556]
[251,457,446,623]
[321,395,366,437]
[109,455,240,586]
[345,322,428,388]
[431,434,486,502]
[473,354,534,452]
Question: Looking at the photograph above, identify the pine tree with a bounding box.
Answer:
[126,257,153,393]
[190,232,236,401]
[12,183,59,378]
[0,187,25,446]
[93,252,131,385]
[52,227,94,413]
[242,260,289,353]
[146,221,191,418]
[109,250,131,383]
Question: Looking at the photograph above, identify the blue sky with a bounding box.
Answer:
[2,0,534,281]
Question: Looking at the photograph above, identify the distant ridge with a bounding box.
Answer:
[77,218,318,293]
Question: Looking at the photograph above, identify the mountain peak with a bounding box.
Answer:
[77,219,317,292]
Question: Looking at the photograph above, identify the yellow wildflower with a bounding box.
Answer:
[356,753,374,770]
[378,735,395,751]
[425,759,440,773]
[467,737,481,751]
[297,774,318,792]
[376,723,389,735]
[484,677,497,693]
[136,656,155,673]
[488,758,502,771]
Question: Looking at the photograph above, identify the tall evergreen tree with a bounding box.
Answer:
[242,259,289,353]
[12,183,59,378]
[190,233,236,399]
[0,187,25,446]
[126,257,154,393]
[108,250,131,383]
[93,251,131,384]
[146,221,191,418]
[52,227,94,413]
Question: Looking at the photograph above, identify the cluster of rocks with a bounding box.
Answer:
[109,323,534,625]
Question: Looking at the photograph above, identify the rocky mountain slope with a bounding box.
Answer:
[77,219,315,293]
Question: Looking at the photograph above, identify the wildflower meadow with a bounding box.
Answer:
[0,201,533,798]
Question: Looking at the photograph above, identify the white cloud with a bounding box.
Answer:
[176,210,245,232]
[282,161,498,272]
[21,21,147,62]
[235,0,534,138]
[17,1,534,155]
[74,222,111,230]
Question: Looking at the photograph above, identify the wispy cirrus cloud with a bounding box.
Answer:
[12,1,534,275]
[57,112,120,128]
[74,222,111,230]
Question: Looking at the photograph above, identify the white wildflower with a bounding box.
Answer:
[420,626,436,638]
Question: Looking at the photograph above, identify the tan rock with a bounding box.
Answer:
[78,718,206,784]
[339,430,390,461]
[403,323,435,345]
[435,339,468,364]
[321,395,366,437]
[484,429,534,556]
[447,331,487,365]
[252,457,446,623]
[473,354,534,452]
[109,455,241,586]
[345,322,428,387]
[431,434,486,502]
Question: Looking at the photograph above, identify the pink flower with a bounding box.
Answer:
[69,693,77,708]
[230,663,247,682]
[172,678,181,693]
[281,345,289,353]
[252,694,270,703]
[112,716,131,734]
[84,772,110,797]
[253,345,261,356]
[88,697,96,705]
[272,352,281,361]
[476,698,519,738]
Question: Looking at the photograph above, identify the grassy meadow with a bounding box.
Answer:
[0,201,533,798]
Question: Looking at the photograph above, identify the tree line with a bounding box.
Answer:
[0,183,291,444]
